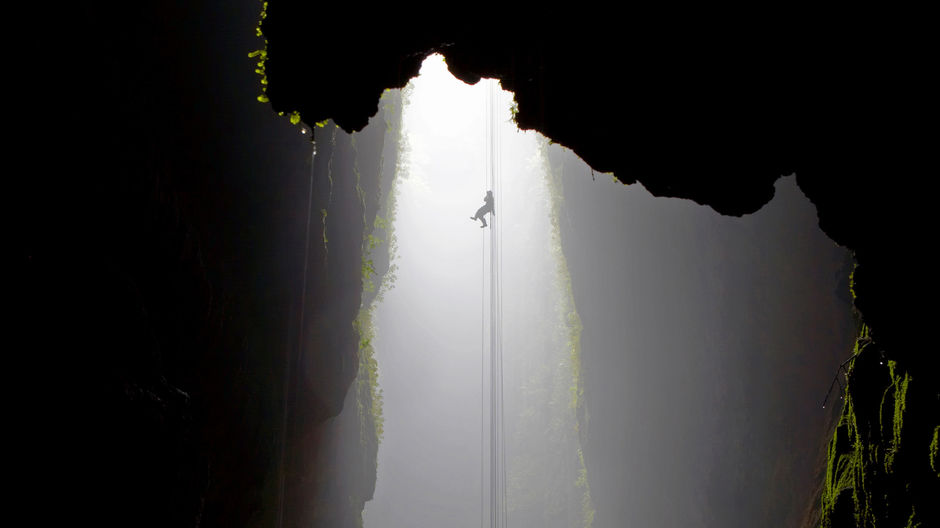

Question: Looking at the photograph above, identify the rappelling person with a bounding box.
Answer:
[470,190,495,228]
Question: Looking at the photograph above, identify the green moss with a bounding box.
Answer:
[576,449,595,528]
[821,326,869,528]
[822,403,861,527]
[930,426,939,477]
[349,89,405,473]
[320,208,328,251]
[249,2,270,104]
[361,257,376,293]
[509,100,520,125]
[320,125,336,256]
[353,307,384,443]
[540,138,596,527]
[882,360,910,472]
[848,264,858,301]
[819,320,936,528]
[250,2,303,128]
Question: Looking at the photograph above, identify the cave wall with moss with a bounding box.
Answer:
[259,4,937,527]
[21,2,935,526]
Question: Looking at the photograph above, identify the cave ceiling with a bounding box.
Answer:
[263,6,927,354]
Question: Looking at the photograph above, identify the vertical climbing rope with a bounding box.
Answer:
[481,79,508,528]
[480,85,487,528]
[496,80,507,528]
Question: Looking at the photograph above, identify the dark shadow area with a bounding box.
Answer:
[21,3,394,526]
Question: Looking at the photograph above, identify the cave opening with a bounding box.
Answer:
[38,5,936,527]
[342,54,857,528]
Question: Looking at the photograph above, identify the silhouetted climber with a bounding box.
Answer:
[470,190,495,228]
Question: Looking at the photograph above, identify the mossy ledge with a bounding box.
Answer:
[820,327,939,528]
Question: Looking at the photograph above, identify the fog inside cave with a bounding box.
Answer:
[360,55,855,528]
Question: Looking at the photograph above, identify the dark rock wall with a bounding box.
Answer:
[282,98,400,528]
[22,2,391,526]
